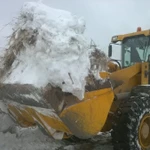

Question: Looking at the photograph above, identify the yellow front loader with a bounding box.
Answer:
[2,27,150,150]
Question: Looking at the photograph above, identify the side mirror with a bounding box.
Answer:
[108,45,112,57]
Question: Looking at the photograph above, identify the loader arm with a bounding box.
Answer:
[110,63,141,94]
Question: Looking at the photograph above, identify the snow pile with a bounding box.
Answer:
[0,2,108,100]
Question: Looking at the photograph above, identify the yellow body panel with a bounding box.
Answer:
[111,29,150,43]
[100,63,142,94]
[110,63,141,82]
[110,63,141,94]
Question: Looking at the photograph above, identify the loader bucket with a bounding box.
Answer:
[1,83,114,139]
[59,87,114,139]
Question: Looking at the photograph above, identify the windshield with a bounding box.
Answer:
[122,35,150,67]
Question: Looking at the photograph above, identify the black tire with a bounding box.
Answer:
[111,86,150,150]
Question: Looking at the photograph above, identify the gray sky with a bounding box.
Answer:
[0,0,150,55]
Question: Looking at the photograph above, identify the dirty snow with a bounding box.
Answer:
[0,111,112,150]
[0,101,112,150]
[0,115,62,150]
[0,2,107,100]
[20,93,42,102]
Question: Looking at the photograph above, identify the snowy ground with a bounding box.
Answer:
[0,110,112,150]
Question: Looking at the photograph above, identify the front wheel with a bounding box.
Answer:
[112,86,150,150]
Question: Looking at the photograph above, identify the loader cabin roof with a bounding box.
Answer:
[111,28,150,43]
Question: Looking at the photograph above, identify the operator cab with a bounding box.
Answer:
[109,27,150,68]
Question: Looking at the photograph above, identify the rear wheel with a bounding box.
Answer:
[112,86,150,150]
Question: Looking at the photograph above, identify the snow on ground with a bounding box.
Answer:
[0,101,112,150]
[0,2,107,100]
[0,116,62,150]
[0,113,112,150]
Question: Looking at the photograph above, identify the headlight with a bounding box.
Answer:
[112,36,118,41]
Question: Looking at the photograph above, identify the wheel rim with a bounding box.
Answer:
[139,114,150,149]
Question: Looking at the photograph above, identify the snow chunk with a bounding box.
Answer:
[1,2,107,100]
[20,93,42,102]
